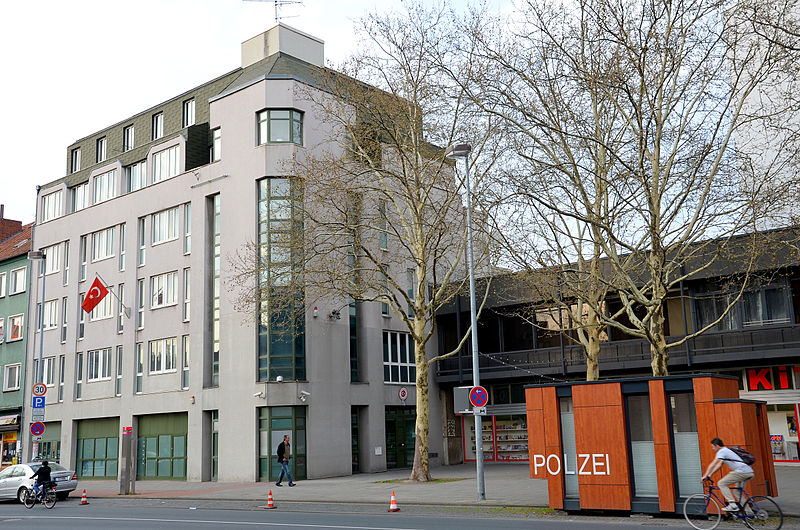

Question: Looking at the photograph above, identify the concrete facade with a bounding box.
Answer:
[23,24,443,482]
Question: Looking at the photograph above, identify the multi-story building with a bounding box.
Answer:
[435,229,800,466]
[24,24,444,482]
[0,210,32,468]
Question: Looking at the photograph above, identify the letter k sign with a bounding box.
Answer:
[82,277,109,313]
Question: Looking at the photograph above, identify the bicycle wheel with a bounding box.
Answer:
[43,489,57,509]
[744,496,783,530]
[684,493,723,530]
[23,489,36,509]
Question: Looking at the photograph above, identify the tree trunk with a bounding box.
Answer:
[649,306,669,376]
[585,328,600,381]
[409,340,431,482]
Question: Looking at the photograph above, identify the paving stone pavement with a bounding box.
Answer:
[69,462,800,515]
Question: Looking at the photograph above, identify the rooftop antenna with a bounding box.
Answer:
[244,0,303,23]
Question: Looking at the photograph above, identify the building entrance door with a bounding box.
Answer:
[385,406,415,469]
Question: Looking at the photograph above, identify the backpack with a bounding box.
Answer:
[729,446,756,465]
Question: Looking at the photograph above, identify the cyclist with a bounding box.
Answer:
[30,460,52,499]
[701,438,754,511]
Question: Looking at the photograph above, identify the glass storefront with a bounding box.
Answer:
[76,417,119,479]
[463,414,528,462]
[136,412,187,480]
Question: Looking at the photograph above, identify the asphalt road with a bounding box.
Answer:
[0,499,796,530]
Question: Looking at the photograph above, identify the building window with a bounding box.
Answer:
[3,364,20,391]
[152,112,164,140]
[183,203,191,254]
[123,125,135,152]
[125,161,147,192]
[208,194,221,387]
[79,235,87,281]
[182,99,195,127]
[117,284,125,333]
[381,264,390,316]
[257,178,305,382]
[378,200,388,250]
[75,352,83,399]
[0,318,3,344]
[183,268,190,321]
[383,331,416,384]
[258,406,307,481]
[135,343,143,393]
[211,128,221,162]
[93,169,118,204]
[115,346,123,396]
[257,109,303,145]
[152,207,179,244]
[137,217,146,266]
[70,183,89,212]
[119,223,126,271]
[0,272,5,297]
[70,148,81,173]
[91,227,115,262]
[88,348,112,381]
[151,271,178,308]
[96,137,107,163]
[148,337,177,374]
[41,191,63,222]
[58,355,65,402]
[43,357,56,386]
[136,279,144,329]
[42,299,58,330]
[90,289,114,321]
[63,241,70,285]
[78,294,85,339]
[61,297,68,342]
[9,267,25,295]
[695,281,793,331]
[152,145,179,183]
[43,244,61,275]
[182,335,190,389]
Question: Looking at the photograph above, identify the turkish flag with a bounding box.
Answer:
[82,277,109,313]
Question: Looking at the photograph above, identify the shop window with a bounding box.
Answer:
[670,393,703,496]
[258,406,306,482]
[626,395,657,497]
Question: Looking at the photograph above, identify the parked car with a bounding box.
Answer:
[0,462,78,502]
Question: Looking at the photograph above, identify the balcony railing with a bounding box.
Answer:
[435,323,800,381]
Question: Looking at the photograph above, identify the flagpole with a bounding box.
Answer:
[95,273,131,318]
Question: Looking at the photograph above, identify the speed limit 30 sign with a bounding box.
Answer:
[32,383,47,397]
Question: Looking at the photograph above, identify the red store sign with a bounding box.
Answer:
[747,366,800,391]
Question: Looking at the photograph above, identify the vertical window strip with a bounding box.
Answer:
[137,217,146,266]
[63,241,70,285]
[211,195,220,386]
[184,203,192,254]
[78,293,85,339]
[76,352,83,399]
[79,236,87,281]
[136,279,144,329]
[61,297,68,342]
[115,345,123,396]
[58,355,65,402]
[182,335,190,389]
[117,284,125,333]
[183,268,190,321]
[135,343,143,393]
[119,223,126,270]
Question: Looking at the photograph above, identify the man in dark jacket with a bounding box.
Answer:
[275,435,295,487]
[30,461,52,497]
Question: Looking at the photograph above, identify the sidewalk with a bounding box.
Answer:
[74,463,800,515]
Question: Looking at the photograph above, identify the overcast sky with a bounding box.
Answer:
[0,0,508,223]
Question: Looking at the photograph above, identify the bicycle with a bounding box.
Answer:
[683,479,782,530]
[23,481,57,509]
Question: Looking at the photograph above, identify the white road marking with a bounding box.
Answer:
[1,515,422,530]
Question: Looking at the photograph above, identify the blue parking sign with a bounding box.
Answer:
[32,396,45,408]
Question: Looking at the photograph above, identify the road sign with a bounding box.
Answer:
[32,396,45,409]
[398,387,408,402]
[31,435,42,442]
[32,383,47,397]
[31,412,45,422]
[473,406,487,416]
[469,386,489,408]
[30,422,45,437]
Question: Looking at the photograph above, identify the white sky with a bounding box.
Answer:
[0,0,509,223]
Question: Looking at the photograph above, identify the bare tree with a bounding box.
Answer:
[460,0,800,376]
[230,3,499,482]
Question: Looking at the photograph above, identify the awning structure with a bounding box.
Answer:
[0,415,20,432]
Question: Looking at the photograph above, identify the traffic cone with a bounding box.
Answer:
[387,490,400,512]
[265,489,276,509]
[80,489,89,505]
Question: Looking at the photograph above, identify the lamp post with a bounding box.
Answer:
[28,250,46,384]
[445,141,485,501]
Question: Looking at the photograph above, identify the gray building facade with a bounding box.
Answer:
[23,24,444,482]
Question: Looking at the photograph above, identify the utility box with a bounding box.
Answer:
[525,374,777,513]
[453,386,473,415]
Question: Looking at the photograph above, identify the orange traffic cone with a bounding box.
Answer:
[266,489,276,509]
[387,491,400,512]
[80,489,89,505]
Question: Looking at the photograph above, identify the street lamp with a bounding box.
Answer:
[28,250,46,384]
[445,142,485,501]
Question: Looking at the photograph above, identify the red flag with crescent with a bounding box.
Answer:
[82,277,109,313]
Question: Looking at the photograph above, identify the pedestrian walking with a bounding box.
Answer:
[276,434,295,487]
